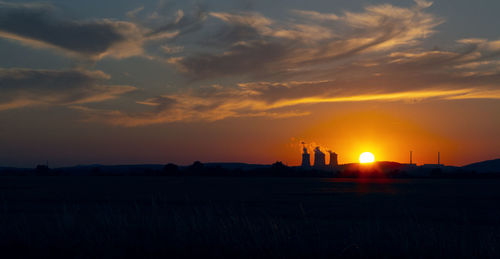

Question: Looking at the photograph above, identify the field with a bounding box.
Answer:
[1,177,500,258]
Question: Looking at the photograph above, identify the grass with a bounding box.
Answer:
[0,177,499,258]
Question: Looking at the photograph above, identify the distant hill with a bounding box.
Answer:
[204,163,270,170]
[53,163,269,175]
[2,159,500,177]
[463,159,500,173]
[55,164,165,175]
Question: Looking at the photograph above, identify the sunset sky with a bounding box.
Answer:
[0,0,499,167]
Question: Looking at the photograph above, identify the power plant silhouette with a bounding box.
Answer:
[300,143,443,169]
[301,144,311,167]
[329,151,338,167]
[301,143,338,168]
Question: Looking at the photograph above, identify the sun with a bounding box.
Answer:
[359,152,375,164]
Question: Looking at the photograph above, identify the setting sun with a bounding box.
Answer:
[359,152,375,164]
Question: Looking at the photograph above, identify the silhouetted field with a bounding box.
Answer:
[1,177,500,258]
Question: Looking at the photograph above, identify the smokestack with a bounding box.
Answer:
[313,147,325,168]
[301,142,311,167]
[409,151,412,165]
[438,152,440,165]
[328,151,338,167]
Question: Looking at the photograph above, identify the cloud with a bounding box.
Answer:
[0,1,145,59]
[75,76,500,127]
[414,0,433,9]
[291,10,339,21]
[0,0,442,66]
[444,89,500,100]
[140,4,207,39]
[209,12,273,34]
[126,6,145,19]
[0,68,136,111]
[0,1,207,60]
[2,1,499,126]
[168,41,289,79]
[71,1,500,127]
[170,1,442,80]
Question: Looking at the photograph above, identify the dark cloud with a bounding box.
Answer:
[75,66,500,127]
[2,1,499,126]
[78,34,500,126]
[136,96,178,112]
[210,23,262,47]
[172,41,289,79]
[0,1,143,59]
[0,68,136,110]
[168,1,442,80]
[0,1,210,60]
[71,1,500,127]
[205,12,269,46]
[145,5,208,38]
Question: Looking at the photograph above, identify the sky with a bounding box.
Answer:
[0,0,499,167]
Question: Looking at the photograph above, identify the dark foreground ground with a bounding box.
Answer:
[1,177,500,258]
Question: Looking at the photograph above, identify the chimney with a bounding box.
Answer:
[313,147,325,168]
[301,142,311,167]
[329,151,338,167]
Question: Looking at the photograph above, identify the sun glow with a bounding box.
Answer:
[359,152,375,163]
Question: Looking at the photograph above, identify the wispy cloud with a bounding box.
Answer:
[291,10,340,21]
[68,0,500,126]
[171,0,442,79]
[0,1,146,59]
[2,0,499,127]
[0,68,136,111]
[0,1,206,60]
[75,80,500,127]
